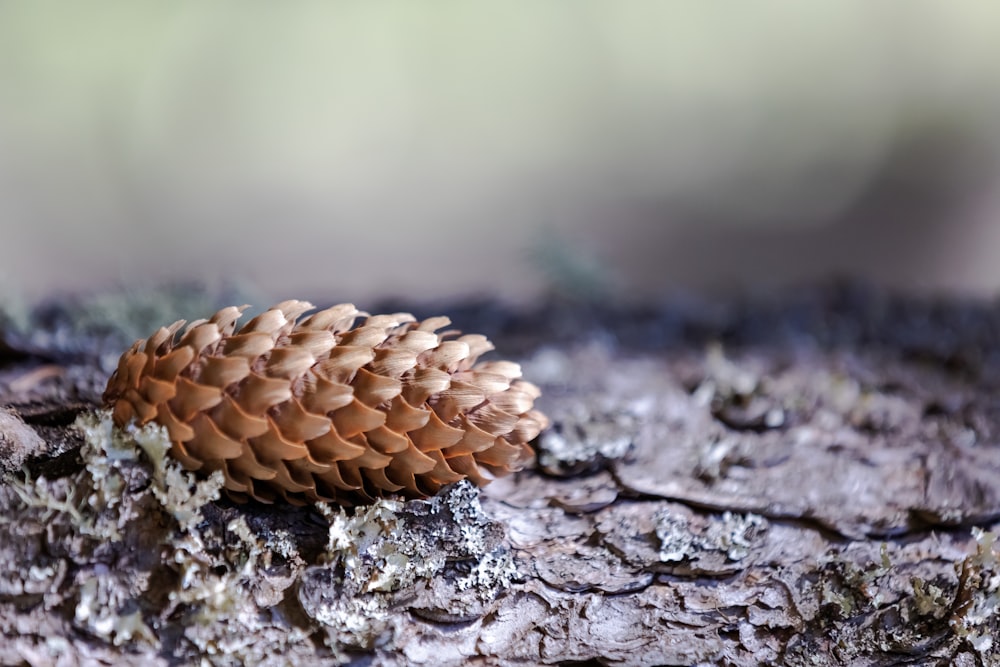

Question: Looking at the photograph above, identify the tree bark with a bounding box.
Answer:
[1,287,998,666]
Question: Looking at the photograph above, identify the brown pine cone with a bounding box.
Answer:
[102,300,548,505]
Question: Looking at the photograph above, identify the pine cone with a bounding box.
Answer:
[102,301,548,505]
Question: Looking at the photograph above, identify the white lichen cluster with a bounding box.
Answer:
[301,480,516,651]
[427,480,497,561]
[534,401,639,475]
[655,509,767,563]
[74,572,156,647]
[74,412,238,649]
[318,480,514,598]
[807,537,999,662]
[79,413,314,663]
[77,410,226,531]
[3,410,307,661]
[301,500,426,652]
[456,549,517,599]
[435,483,516,598]
[320,500,438,593]
[4,412,175,647]
[524,346,644,476]
[9,412,152,543]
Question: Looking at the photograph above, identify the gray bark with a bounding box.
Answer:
[1,287,998,666]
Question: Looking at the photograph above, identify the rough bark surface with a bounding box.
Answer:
[1,286,999,666]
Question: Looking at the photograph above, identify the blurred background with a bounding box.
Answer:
[2,2,1000,309]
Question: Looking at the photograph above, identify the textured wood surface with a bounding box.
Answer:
[1,287,999,666]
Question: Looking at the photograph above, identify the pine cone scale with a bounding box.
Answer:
[409,411,464,453]
[103,301,549,505]
[385,397,431,433]
[306,430,366,462]
[169,378,221,421]
[188,413,243,460]
[272,400,330,442]
[169,440,203,471]
[446,455,491,487]
[215,395,269,439]
[156,404,194,442]
[448,416,496,455]
[301,377,353,413]
[198,355,249,387]
[366,425,410,454]
[251,424,309,462]
[352,368,403,405]
[272,464,312,495]
[237,374,293,414]
[422,449,465,485]
[332,399,386,438]
[229,443,276,481]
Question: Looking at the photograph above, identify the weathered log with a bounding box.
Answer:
[1,287,998,666]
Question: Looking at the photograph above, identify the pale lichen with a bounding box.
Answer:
[8,410,152,542]
[2,410,276,662]
[74,572,156,647]
[533,391,641,477]
[2,411,523,665]
[655,508,768,563]
[950,528,1000,655]
[80,408,225,530]
[299,480,516,651]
